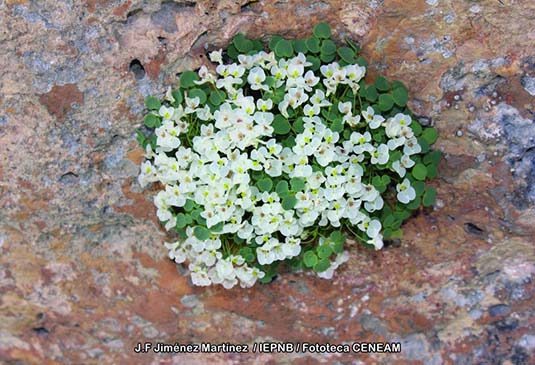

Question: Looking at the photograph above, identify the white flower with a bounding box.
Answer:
[189,264,211,286]
[396,178,416,203]
[366,219,382,238]
[209,49,223,64]
[403,136,422,155]
[362,106,385,129]
[247,66,269,91]
[338,101,352,115]
[367,233,384,250]
[317,252,349,279]
[370,144,389,165]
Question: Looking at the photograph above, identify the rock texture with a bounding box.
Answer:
[1,0,534,364]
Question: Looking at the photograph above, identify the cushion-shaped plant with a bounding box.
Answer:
[136,23,440,288]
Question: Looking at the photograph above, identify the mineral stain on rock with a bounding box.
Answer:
[38,83,84,122]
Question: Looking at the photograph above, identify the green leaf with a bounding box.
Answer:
[320,39,337,55]
[210,221,224,232]
[274,39,293,58]
[375,75,390,91]
[257,177,273,192]
[145,96,161,110]
[136,129,146,146]
[226,44,239,60]
[194,226,210,240]
[184,199,195,212]
[332,240,344,254]
[306,55,320,71]
[282,195,297,210]
[314,258,331,272]
[411,121,422,136]
[272,115,291,135]
[406,197,421,210]
[372,175,383,189]
[251,39,264,52]
[269,36,283,51]
[305,38,321,54]
[344,37,361,54]
[290,177,305,192]
[422,127,438,145]
[383,214,395,228]
[320,52,336,63]
[329,230,345,244]
[365,85,378,102]
[391,80,407,91]
[378,94,394,111]
[313,22,331,39]
[276,180,289,195]
[209,90,226,106]
[144,114,160,128]
[393,87,408,107]
[355,57,368,68]
[330,118,343,132]
[293,116,305,133]
[179,70,199,89]
[423,187,437,207]
[337,46,355,63]
[176,213,188,228]
[317,244,333,259]
[426,165,438,179]
[293,39,308,54]
[412,181,425,196]
[188,88,207,104]
[418,137,430,153]
[423,150,442,166]
[412,163,428,180]
[239,247,255,263]
[171,89,183,106]
[233,33,253,53]
[303,251,318,267]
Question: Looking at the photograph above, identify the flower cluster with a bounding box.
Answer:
[137,23,439,288]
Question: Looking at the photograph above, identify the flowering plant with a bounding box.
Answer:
[136,23,439,288]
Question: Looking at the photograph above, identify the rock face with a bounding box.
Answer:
[1,0,534,364]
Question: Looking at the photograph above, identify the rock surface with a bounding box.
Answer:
[1,0,534,364]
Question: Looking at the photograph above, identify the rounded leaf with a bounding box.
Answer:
[209,90,226,106]
[313,22,331,39]
[188,88,207,104]
[393,87,408,107]
[145,96,161,110]
[337,46,355,63]
[274,39,293,58]
[412,163,428,180]
[317,245,333,259]
[290,177,305,192]
[179,70,199,89]
[144,114,160,128]
[320,39,337,55]
[194,226,210,240]
[375,75,390,91]
[305,38,320,54]
[313,258,331,272]
[282,195,297,210]
[378,94,394,111]
[423,187,437,207]
[257,177,273,192]
[272,115,291,135]
[422,127,438,144]
[293,39,308,54]
[303,251,318,267]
